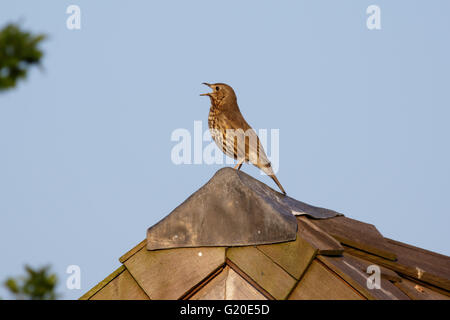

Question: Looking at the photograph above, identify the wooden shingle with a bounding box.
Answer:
[296,216,344,256]
[345,240,450,293]
[79,265,127,300]
[226,246,297,300]
[311,216,396,261]
[288,260,364,300]
[257,222,317,279]
[317,254,410,300]
[119,239,146,263]
[394,278,450,300]
[90,269,149,300]
[189,267,228,300]
[190,266,267,300]
[124,246,226,300]
[346,253,402,282]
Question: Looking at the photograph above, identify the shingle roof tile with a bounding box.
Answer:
[124,246,225,300]
[311,216,397,261]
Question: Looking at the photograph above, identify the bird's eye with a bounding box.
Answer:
[216,86,220,91]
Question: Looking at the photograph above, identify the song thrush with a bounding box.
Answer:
[201,82,287,195]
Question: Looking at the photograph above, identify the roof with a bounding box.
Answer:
[146,168,340,250]
[80,169,450,300]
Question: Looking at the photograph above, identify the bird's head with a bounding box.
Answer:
[200,82,237,106]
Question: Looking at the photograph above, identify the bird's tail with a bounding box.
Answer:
[257,161,287,195]
[269,174,287,195]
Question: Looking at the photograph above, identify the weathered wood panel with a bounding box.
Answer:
[317,254,410,300]
[226,268,267,300]
[288,260,364,300]
[190,267,228,300]
[311,216,396,261]
[395,278,450,300]
[227,246,297,300]
[345,241,450,292]
[90,269,149,300]
[79,265,126,300]
[347,253,402,282]
[257,221,318,279]
[124,246,226,300]
[297,216,344,255]
[119,239,147,263]
[386,238,450,291]
[190,266,267,300]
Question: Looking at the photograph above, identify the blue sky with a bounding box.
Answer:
[1,1,449,299]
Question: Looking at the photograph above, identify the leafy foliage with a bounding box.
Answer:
[0,23,46,91]
[4,265,59,300]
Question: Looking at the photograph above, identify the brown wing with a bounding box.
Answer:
[220,111,272,171]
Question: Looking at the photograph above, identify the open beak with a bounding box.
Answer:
[200,82,212,96]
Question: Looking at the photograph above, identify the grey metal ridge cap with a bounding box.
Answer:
[146,167,343,251]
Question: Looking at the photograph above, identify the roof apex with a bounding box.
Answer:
[146,167,341,250]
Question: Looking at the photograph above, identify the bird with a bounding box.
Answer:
[200,82,287,195]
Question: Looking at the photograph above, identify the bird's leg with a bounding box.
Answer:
[234,159,244,171]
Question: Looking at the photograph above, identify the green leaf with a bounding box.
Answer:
[0,23,46,91]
